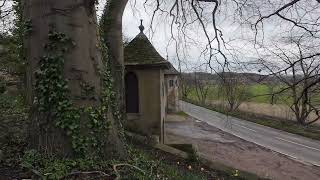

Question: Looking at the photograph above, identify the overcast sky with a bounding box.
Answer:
[1,0,318,74]
[121,1,236,72]
[115,0,277,73]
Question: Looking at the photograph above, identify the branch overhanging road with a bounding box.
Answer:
[180,101,320,167]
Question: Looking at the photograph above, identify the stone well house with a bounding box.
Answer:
[124,20,179,142]
[164,63,180,113]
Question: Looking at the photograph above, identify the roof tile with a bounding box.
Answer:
[124,32,169,66]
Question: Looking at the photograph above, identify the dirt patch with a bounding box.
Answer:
[165,117,320,180]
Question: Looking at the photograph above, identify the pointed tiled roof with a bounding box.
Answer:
[164,63,180,75]
[124,20,169,67]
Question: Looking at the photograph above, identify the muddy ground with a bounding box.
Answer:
[165,116,320,180]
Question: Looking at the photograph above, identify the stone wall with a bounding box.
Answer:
[165,75,179,112]
[125,68,163,137]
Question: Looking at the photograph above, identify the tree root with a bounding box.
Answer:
[60,171,110,179]
[113,163,145,180]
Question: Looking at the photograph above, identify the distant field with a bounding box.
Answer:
[183,98,320,141]
[186,83,320,126]
[188,84,294,105]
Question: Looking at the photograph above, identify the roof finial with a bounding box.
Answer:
[139,19,144,33]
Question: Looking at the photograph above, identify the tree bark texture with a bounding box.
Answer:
[24,0,126,158]
[101,0,128,120]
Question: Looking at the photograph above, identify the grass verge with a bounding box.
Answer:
[183,98,320,141]
[174,111,189,117]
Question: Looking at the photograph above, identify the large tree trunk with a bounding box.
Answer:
[101,0,128,119]
[25,0,126,158]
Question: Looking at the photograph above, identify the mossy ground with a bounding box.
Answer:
[174,111,189,118]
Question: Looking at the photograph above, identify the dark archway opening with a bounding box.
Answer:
[125,72,139,113]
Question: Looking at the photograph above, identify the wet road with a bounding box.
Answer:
[180,101,320,166]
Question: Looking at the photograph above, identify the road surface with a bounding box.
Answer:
[180,101,320,166]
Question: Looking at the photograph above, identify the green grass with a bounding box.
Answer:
[188,84,297,105]
[247,84,271,103]
[18,138,250,180]
[174,111,189,117]
[188,85,220,103]
[20,144,211,180]
[183,98,320,141]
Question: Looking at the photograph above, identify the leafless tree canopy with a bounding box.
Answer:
[1,0,320,125]
[0,0,20,34]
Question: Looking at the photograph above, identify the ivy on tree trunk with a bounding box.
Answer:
[24,0,127,159]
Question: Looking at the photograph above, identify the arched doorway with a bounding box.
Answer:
[125,72,139,113]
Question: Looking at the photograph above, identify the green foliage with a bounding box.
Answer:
[99,7,127,153]
[0,94,27,168]
[21,150,106,179]
[0,94,26,115]
[187,147,199,163]
[34,29,111,157]
[35,30,74,112]
[100,38,125,140]
[20,144,211,180]
[99,8,123,124]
